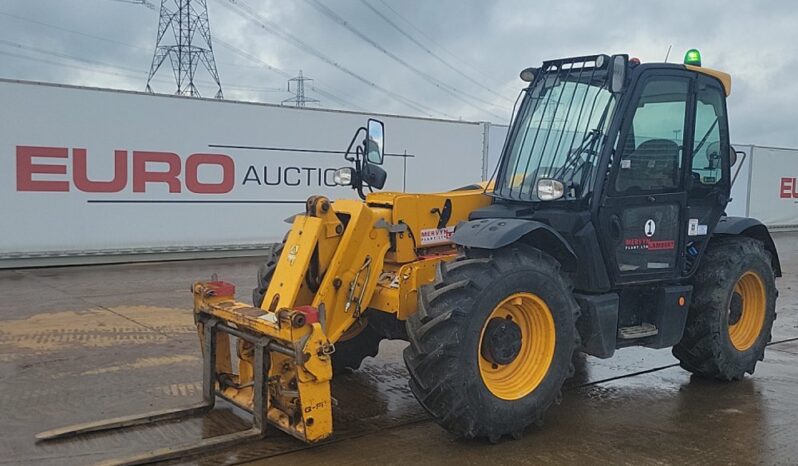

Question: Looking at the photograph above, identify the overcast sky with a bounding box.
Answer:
[1,0,796,147]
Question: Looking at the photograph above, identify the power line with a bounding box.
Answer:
[102,0,359,106]
[1,49,127,77]
[375,0,511,89]
[303,0,505,121]
[0,39,282,94]
[146,0,223,98]
[0,38,144,74]
[212,36,364,111]
[4,0,468,117]
[358,0,512,104]
[110,0,455,117]
[0,8,270,72]
[0,48,166,84]
[0,10,143,51]
[108,0,158,11]
[217,0,449,118]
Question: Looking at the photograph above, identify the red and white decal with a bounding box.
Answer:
[419,226,455,245]
[624,238,675,251]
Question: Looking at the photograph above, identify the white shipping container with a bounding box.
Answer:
[3,79,795,267]
[0,79,488,266]
[746,145,798,228]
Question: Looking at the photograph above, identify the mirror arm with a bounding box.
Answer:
[354,147,367,200]
[344,126,366,162]
[731,151,747,187]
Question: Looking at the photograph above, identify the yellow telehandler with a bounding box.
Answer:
[38,50,780,464]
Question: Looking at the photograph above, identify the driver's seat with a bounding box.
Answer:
[616,139,681,192]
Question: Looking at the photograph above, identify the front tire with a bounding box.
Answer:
[673,237,777,380]
[403,245,579,441]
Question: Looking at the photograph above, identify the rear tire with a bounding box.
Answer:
[331,323,383,372]
[252,242,284,308]
[403,245,579,440]
[251,241,383,374]
[673,237,777,380]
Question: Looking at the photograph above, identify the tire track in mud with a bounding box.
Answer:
[13,344,798,465]
[19,338,798,465]
[0,379,205,413]
[0,307,197,361]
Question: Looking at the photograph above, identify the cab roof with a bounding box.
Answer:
[686,65,732,96]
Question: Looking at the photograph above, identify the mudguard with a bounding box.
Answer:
[714,216,782,277]
[451,218,577,271]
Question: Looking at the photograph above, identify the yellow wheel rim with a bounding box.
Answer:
[478,292,556,400]
[729,271,767,351]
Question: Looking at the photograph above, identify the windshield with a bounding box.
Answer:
[494,62,616,201]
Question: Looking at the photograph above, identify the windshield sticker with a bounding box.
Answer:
[621,159,631,169]
[688,218,698,235]
[688,218,708,236]
[420,226,455,245]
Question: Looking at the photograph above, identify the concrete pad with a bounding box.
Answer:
[1,232,797,464]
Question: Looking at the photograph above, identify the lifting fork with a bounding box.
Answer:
[35,316,272,466]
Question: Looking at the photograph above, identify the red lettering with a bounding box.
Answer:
[780,177,793,199]
[185,153,234,194]
[73,149,127,193]
[16,146,69,192]
[648,240,675,250]
[132,151,181,193]
[17,146,233,194]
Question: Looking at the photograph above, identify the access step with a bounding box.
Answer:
[617,323,659,339]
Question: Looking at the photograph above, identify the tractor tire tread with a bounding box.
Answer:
[403,244,579,440]
[672,236,777,381]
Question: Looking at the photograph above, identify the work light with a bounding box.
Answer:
[537,178,564,201]
[334,167,353,186]
[684,49,702,66]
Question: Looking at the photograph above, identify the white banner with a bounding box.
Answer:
[726,144,752,218]
[0,80,486,260]
[748,145,798,227]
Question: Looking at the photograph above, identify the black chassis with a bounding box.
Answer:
[452,58,780,358]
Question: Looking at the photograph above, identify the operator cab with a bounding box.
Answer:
[457,51,744,292]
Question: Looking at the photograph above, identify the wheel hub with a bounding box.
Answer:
[480,317,523,366]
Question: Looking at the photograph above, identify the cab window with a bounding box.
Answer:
[691,83,726,186]
[615,78,690,193]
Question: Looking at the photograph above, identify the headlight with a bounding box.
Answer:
[333,167,353,186]
[537,178,564,201]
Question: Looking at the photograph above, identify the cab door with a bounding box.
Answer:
[599,71,694,284]
[682,75,731,274]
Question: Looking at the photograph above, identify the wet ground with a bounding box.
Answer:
[1,232,797,465]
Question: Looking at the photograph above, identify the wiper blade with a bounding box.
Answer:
[551,128,602,180]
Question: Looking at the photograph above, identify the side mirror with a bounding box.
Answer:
[609,55,628,93]
[365,119,384,165]
[361,162,387,190]
[729,147,738,167]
